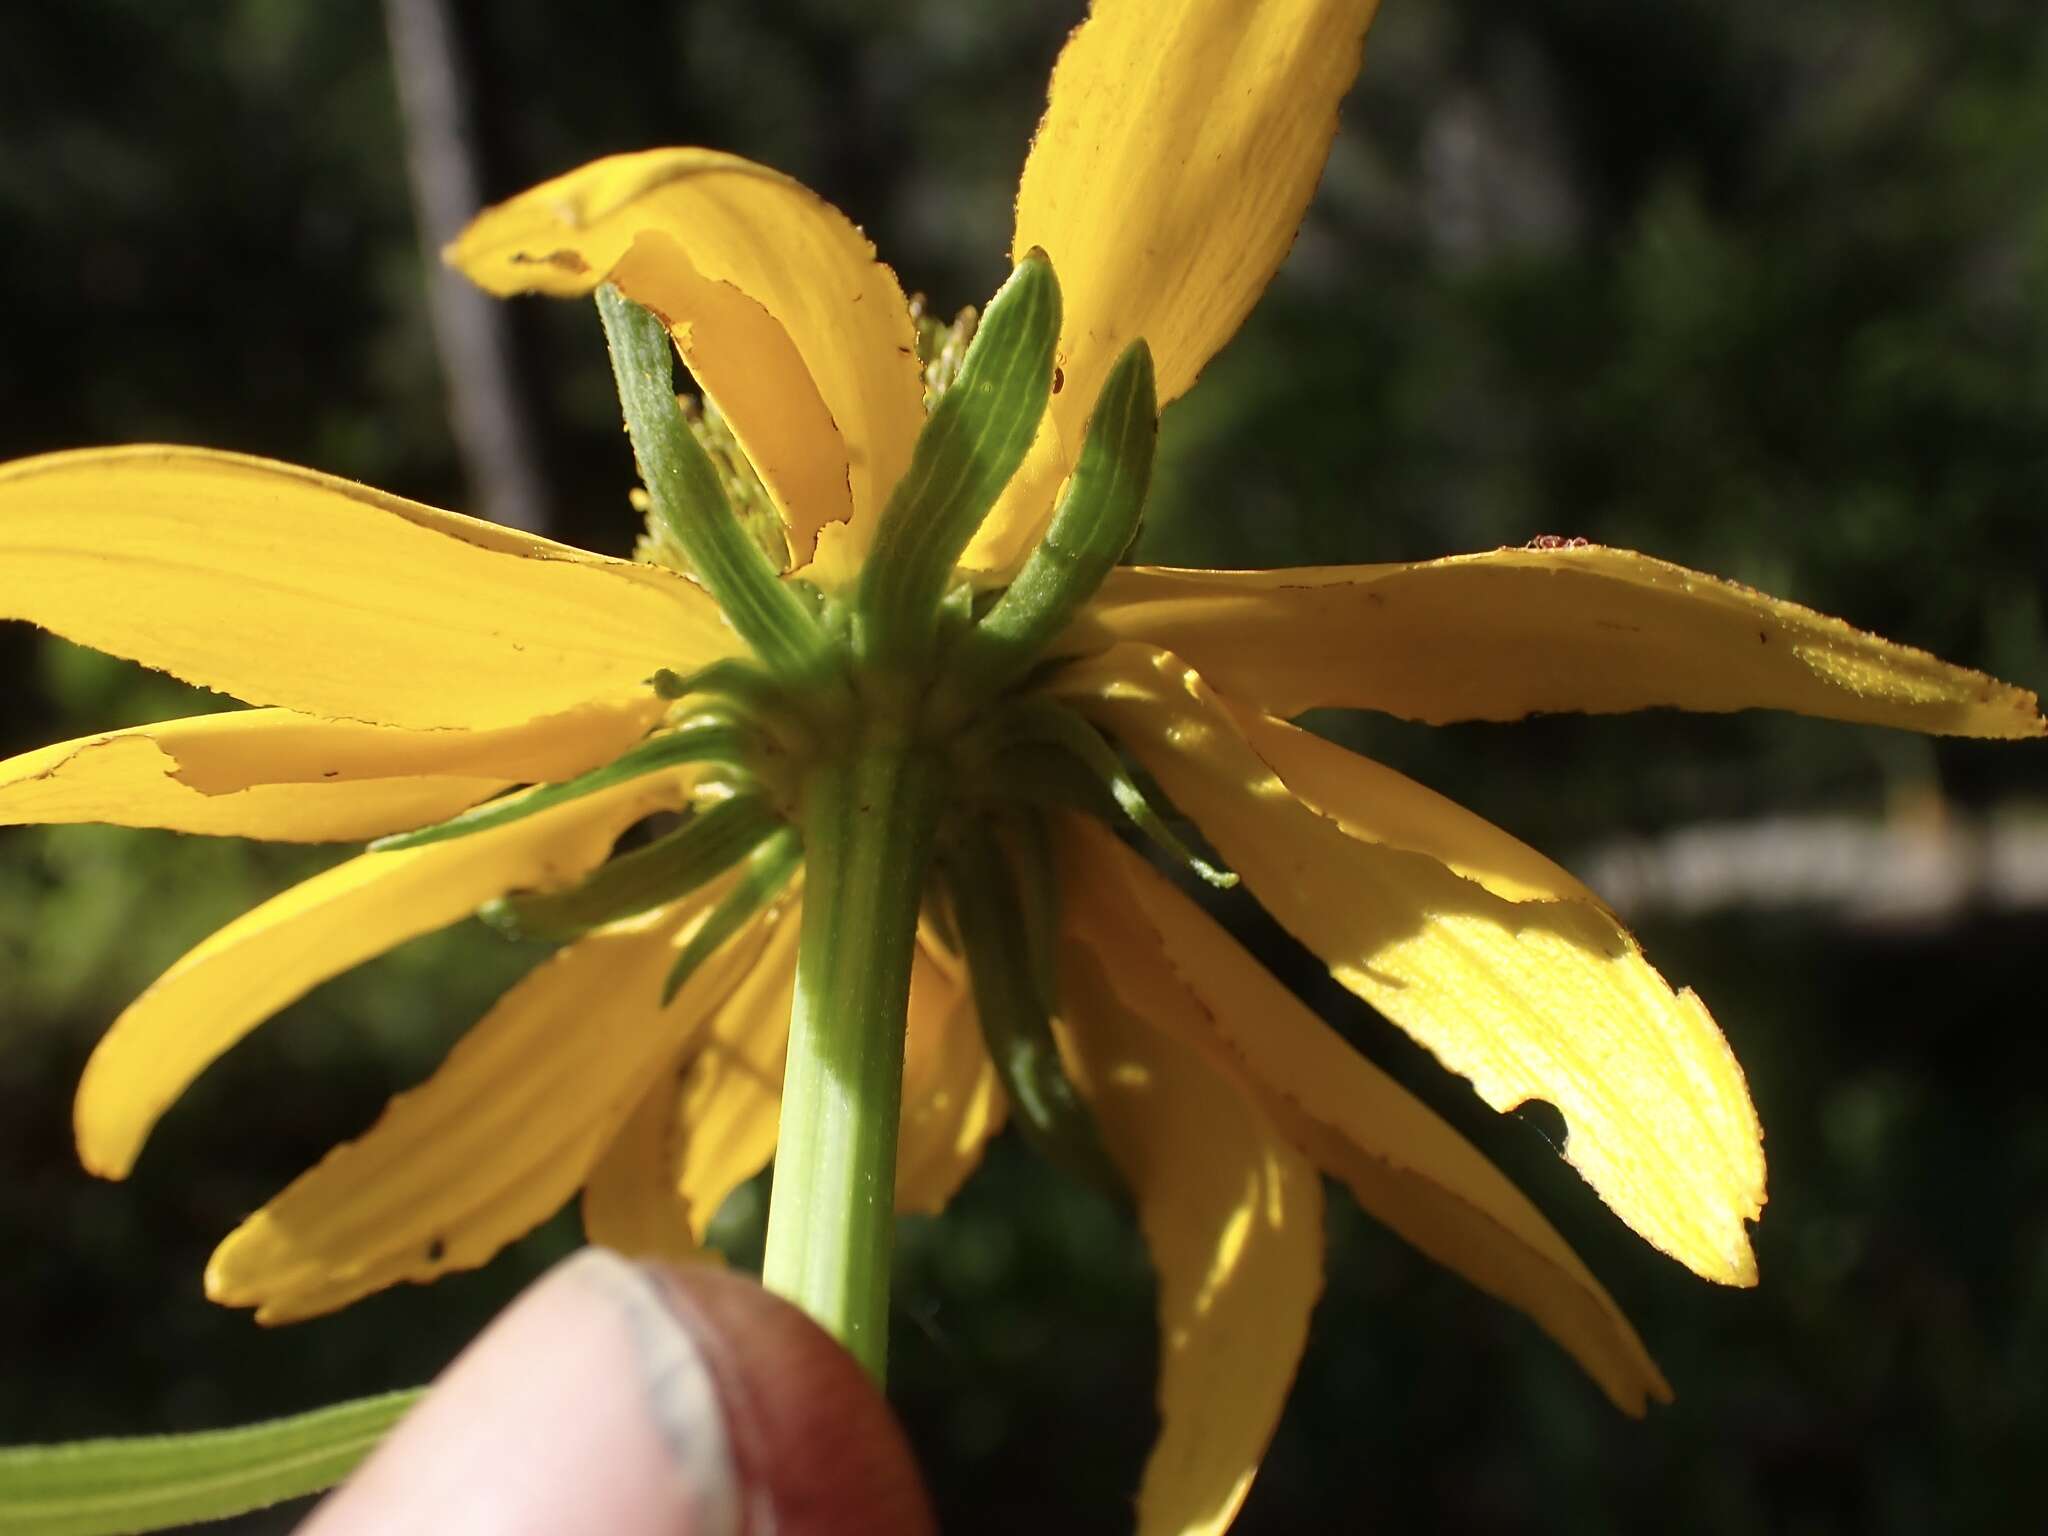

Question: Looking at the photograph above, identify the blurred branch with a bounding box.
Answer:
[1576,808,2048,930]
[383,0,548,533]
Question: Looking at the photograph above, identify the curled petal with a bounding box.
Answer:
[449,149,927,573]
[76,773,684,1180]
[0,447,731,729]
[1063,818,1672,1413]
[207,893,771,1321]
[156,698,664,793]
[581,1064,710,1269]
[0,714,498,844]
[0,698,662,846]
[1061,941,1323,1536]
[1065,644,1767,1286]
[896,937,1006,1216]
[972,0,1382,571]
[1078,550,2045,737]
[668,901,803,1243]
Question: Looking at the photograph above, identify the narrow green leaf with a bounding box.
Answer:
[662,825,803,1003]
[943,339,1156,708]
[0,1389,420,1536]
[939,818,1121,1198]
[597,285,833,685]
[369,717,755,853]
[482,793,784,941]
[856,253,1061,671]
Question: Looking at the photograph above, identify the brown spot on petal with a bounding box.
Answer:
[509,249,592,275]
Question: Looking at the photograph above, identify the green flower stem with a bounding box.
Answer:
[760,732,943,1380]
[596,285,836,688]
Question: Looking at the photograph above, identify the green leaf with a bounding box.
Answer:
[369,717,756,852]
[943,338,1156,707]
[0,1389,420,1536]
[482,793,785,941]
[856,253,1061,672]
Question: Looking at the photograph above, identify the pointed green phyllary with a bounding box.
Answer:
[0,1389,420,1536]
[598,285,835,688]
[662,825,803,1004]
[972,698,1236,889]
[369,715,759,853]
[481,794,785,942]
[938,338,1157,714]
[940,820,1121,1199]
[855,253,1061,674]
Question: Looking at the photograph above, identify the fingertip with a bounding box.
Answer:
[300,1249,934,1536]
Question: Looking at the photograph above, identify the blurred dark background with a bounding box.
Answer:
[3,1,2046,1531]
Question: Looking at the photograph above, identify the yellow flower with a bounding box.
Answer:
[0,2,2041,1531]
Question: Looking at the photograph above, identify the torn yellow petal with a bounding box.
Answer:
[76,772,683,1180]
[449,149,926,573]
[669,900,802,1243]
[1061,941,1323,1536]
[896,936,1006,1216]
[0,446,732,730]
[207,894,770,1322]
[1063,818,1671,1413]
[1077,550,2046,737]
[0,713,501,844]
[0,697,662,847]
[1068,644,1767,1286]
[1217,698,1600,905]
[972,0,1382,572]
[158,697,664,793]
[610,236,848,569]
[580,1061,710,1269]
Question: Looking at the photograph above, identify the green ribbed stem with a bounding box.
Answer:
[760,738,943,1380]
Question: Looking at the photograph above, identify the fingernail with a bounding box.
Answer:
[565,1248,745,1536]
[629,1258,940,1536]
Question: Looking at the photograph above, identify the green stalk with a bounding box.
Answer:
[760,735,943,1380]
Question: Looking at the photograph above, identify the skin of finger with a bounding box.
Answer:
[298,1247,936,1536]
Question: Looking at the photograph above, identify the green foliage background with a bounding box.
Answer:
[3,2,2045,1530]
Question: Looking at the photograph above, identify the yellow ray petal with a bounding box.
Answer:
[970,0,1383,572]
[1076,550,2045,737]
[580,1061,708,1269]
[75,773,684,1180]
[0,698,662,847]
[1218,699,1600,907]
[156,697,664,792]
[207,894,771,1321]
[896,936,1006,1216]
[1061,941,1322,1536]
[0,446,732,729]
[669,900,803,1243]
[1065,644,1767,1286]
[1062,818,1671,1413]
[0,717,496,844]
[448,149,927,574]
